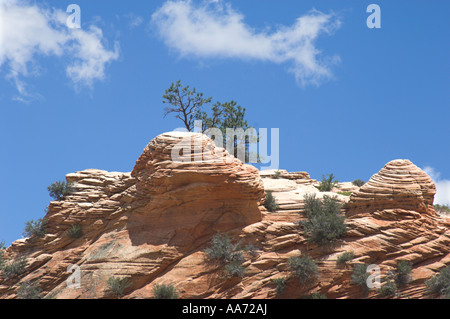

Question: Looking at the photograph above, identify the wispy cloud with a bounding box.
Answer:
[423,166,450,206]
[125,13,144,29]
[0,0,119,99]
[151,0,341,86]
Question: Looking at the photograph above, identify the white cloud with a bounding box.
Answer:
[151,0,341,86]
[423,166,450,206]
[0,0,119,98]
[125,13,144,29]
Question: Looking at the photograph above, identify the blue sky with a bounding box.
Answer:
[0,0,449,246]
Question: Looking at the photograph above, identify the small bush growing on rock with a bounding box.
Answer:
[273,171,281,179]
[106,277,130,298]
[272,277,287,295]
[434,204,450,214]
[352,179,366,187]
[204,233,236,262]
[426,266,450,298]
[288,255,319,284]
[22,218,47,238]
[48,180,74,201]
[205,233,247,278]
[17,280,42,299]
[0,241,5,269]
[66,224,83,239]
[299,194,347,246]
[152,283,179,299]
[264,191,279,212]
[379,278,397,298]
[2,255,27,279]
[395,260,412,286]
[351,263,370,292]
[336,251,355,265]
[224,260,246,277]
[304,292,327,299]
[317,174,338,192]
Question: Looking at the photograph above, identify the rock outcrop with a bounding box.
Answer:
[346,159,436,216]
[0,144,448,299]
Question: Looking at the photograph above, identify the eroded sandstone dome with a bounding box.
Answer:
[346,159,436,216]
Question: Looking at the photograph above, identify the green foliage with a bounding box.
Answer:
[351,263,369,292]
[337,191,352,196]
[434,204,450,214]
[426,266,450,298]
[106,277,130,298]
[224,258,246,277]
[48,180,74,201]
[272,277,287,295]
[66,224,83,239]
[273,171,281,179]
[264,191,279,212]
[204,233,247,278]
[17,280,42,299]
[317,174,338,192]
[22,218,47,238]
[395,260,412,286]
[299,194,347,246]
[306,292,327,299]
[0,245,5,269]
[152,283,179,299]
[162,81,256,162]
[352,179,366,187]
[204,233,236,262]
[2,255,27,279]
[288,255,319,284]
[379,278,397,297]
[336,251,355,265]
[163,80,213,132]
[198,100,257,162]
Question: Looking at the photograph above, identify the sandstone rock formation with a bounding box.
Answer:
[346,159,436,216]
[0,142,448,299]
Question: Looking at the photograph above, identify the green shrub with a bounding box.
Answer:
[317,174,338,192]
[17,280,42,299]
[264,191,279,212]
[351,263,369,292]
[299,194,347,246]
[66,224,83,239]
[205,234,247,277]
[48,180,74,201]
[0,241,5,269]
[106,277,130,298]
[395,260,412,286]
[434,204,450,214]
[337,191,352,196]
[288,256,319,284]
[336,251,355,265]
[352,179,366,187]
[2,256,27,279]
[273,171,281,179]
[204,233,236,262]
[224,260,246,277]
[272,277,287,295]
[379,278,397,297]
[22,218,48,238]
[152,283,179,299]
[307,292,327,299]
[426,266,450,298]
